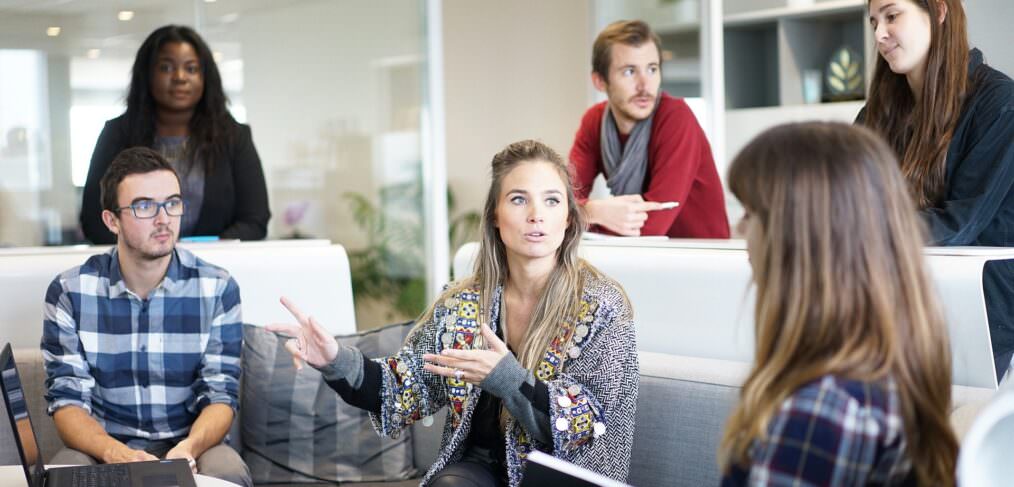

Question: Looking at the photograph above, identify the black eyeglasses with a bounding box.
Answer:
[115,198,185,219]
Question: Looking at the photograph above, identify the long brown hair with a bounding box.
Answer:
[862,0,969,207]
[721,122,958,485]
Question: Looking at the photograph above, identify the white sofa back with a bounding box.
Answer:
[0,239,357,348]
[453,239,1013,390]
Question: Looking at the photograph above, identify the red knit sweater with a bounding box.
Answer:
[568,93,730,238]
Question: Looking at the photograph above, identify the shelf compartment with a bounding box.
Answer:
[724,22,779,109]
[779,11,867,105]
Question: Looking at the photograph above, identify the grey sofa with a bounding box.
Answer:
[1,347,742,486]
[5,349,997,484]
[9,347,988,486]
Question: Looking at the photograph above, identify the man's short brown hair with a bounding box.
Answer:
[592,20,662,81]
[100,147,180,212]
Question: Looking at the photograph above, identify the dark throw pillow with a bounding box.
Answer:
[240,321,416,483]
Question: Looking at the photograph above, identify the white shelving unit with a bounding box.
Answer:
[722,0,874,165]
[725,0,870,24]
[725,100,865,164]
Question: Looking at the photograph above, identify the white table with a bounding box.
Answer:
[0,465,239,486]
[454,239,1014,389]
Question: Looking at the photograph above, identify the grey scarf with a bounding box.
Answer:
[599,96,660,195]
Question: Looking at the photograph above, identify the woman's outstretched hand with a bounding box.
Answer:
[266,296,340,370]
[423,321,509,385]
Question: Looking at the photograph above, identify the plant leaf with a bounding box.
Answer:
[830,61,845,79]
[846,62,859,78]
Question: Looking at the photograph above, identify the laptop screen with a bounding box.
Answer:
[1,343,46,484]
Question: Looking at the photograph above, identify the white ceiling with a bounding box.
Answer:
[0,0,284,15]
[0,0,305,58]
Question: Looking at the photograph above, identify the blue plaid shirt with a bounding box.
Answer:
[723,375,914,487]
[41,247,242,446]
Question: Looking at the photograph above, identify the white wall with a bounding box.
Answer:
[442,0,592,221]
[965,0,1014,76]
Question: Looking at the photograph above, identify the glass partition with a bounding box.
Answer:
[0,0,436,327]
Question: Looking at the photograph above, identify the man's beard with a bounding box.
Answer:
[123,226,175,260]
[616,91,657,122]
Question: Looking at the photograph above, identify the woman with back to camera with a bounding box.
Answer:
[268,140,639,486]
[81,25,270,244]
[860,0,1014,380]
[720,122,959,486]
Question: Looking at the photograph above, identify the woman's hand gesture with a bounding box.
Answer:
[266,296,340,369]
[423,321,509,385]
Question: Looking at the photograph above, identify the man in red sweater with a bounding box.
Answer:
[570,20,729,238]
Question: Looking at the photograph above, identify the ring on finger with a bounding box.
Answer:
[454,368,464,381]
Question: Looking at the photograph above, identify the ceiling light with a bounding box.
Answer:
[118,11,134,21]
[86,49,101,59]
[46,26,61,37]
[205,0,217,3]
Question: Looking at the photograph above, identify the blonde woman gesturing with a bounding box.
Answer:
[269,140,638,487]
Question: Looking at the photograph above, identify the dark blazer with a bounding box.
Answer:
[80,115,271,244]
[859,49,1014,380]
[928,50,1014,381]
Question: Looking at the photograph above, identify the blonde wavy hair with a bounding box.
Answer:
[416,139,597,373]
[720,122,958,485]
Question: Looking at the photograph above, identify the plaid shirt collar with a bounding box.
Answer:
[106,247,185,299]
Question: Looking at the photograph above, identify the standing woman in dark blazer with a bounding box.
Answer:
[80,25,270,244]
[859,0,1014,381]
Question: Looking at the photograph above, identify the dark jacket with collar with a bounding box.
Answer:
[860,48,1014,380]
[80,114,271,244]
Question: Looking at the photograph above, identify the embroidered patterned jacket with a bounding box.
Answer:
[368,269,639,486]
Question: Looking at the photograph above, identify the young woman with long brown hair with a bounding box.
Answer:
[268,140,639,487]
[859,0,1014,381]
[720,122,959,486]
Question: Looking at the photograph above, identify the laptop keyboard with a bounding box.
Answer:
[69,464,130,487]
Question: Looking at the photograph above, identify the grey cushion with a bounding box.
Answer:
[628,375,738,487]
[240,322,417,484]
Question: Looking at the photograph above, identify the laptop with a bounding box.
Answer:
[521,450,631,487]
[0,343,196,487]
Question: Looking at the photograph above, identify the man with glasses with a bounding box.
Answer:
[41,147,251,486]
